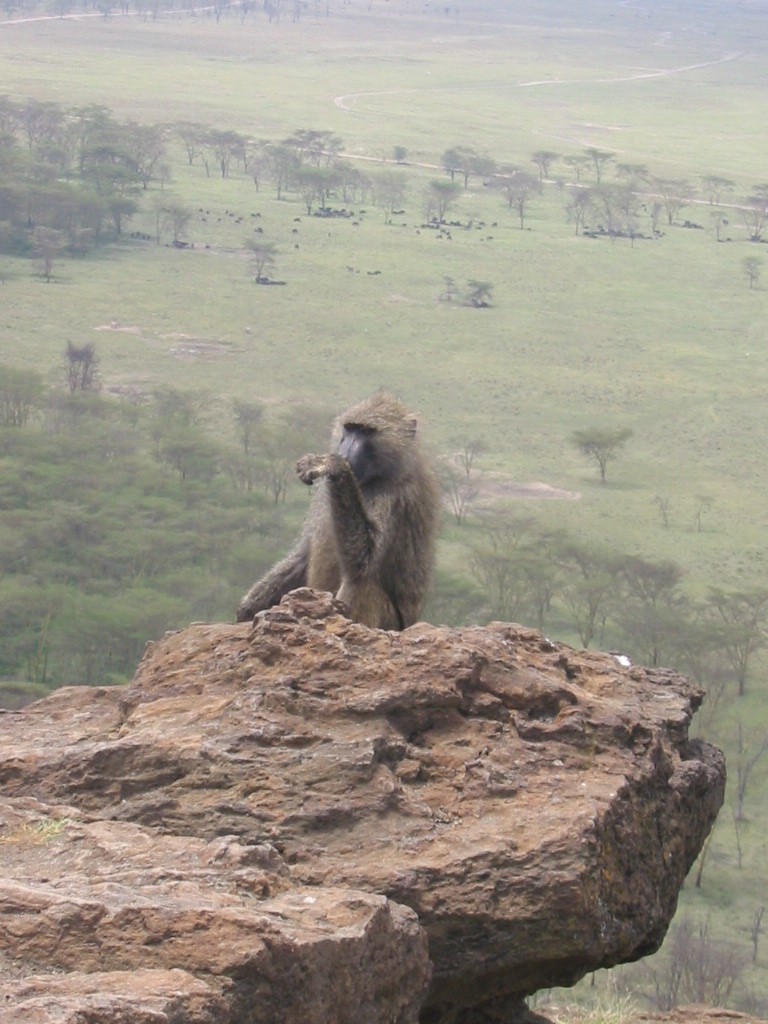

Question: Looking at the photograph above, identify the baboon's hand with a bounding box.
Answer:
[296,453,348,485]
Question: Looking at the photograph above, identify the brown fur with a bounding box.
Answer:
[236,393,440,629]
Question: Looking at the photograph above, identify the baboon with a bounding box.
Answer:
[236,393,440,630]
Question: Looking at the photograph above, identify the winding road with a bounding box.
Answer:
[333,51,744,113]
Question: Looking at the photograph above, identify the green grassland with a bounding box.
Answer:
[1,0,768,1014]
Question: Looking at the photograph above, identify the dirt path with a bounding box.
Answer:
[333,51,744,113]
[0,2,234,25]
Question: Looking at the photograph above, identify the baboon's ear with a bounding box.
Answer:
[406,417,418,439]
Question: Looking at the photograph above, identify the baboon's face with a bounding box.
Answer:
[338,422,382,486]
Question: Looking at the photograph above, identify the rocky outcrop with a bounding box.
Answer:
[0,589,725,1023]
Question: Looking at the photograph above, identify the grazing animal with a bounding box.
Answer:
[236,393,440,630]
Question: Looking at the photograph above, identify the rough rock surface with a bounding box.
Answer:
[0,590,725,1023]
[636,1010,768,1024]
[533,1007,767,1024]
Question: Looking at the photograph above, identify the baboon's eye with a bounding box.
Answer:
[345,422,375,436]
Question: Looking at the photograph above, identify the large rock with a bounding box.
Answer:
[0,590,725,1023]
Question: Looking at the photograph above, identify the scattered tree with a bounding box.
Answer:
[246,238,279,282]
[742,254,762,290]
[441,437,486,525]
[205,129,246,179]
[496,168,538,228]
[615,162,649,186]
[232,399,264,455]
[470,517,553,625]
[731,719,768,822]
[296,164,339,214]
[283,128,343,167]
[570,425,633,484]
[642,916,749,1011]
[583,146,614,184]
[563,154,592,182]
[615,555,685,666]
[32,226,65,281]
[442,462,478,525]
[175,121,207,166]
[531,149,559,182]
[450,436,487,481]
[464,279,494,307]
[0,364,44,426]
[705,586,768,696]
[265,142,301,199]
[750,906,765,964]
[374,169,408,222]
[154,197,192,244]
[693,493,712,533]
[425,178,462,222]
[441,145,477,187]
[64,342,100,393]
[556,540,617,648]
[651,176,693,226]
[565,185,592,235]
[700,174,734,206]
[653,494,672,528]
[741,185,768,241]
[588,184,641,242]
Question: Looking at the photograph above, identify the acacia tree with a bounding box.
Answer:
[246,239,279,282]
[464,280,494,307]
[470,517,554,625]
[556,540,618,648]
[124,122,167,189]
[571,426,633,484]
[283,128,342,167]
[700,174,734,206]
[651,176,693,225]
[497,168,538,228]
[731,720,768,822]
[641,916,749,1011]
[615,556,686,666]
[584,147,614,183]
[296,165,338,214]
[175,121,207,166]
[742,254,762,290]
[615,162,649,186]
[0,364,44,427]
[441,145,477,186]
[374,169,407,222]
[32,226,65,281]
[563,154,592,182]
[742,185,768,241]
[442,462,478,526]
[206,129,246,179]
[336,162,370,204]
[64,342,100,392]
[153,197,192,244]
[705,586,768,696]
[425,178,462,222]
[450,436,487,480]
[565,185,592,235]
[441,437,486,526]
[232,399,264,455]
[588,184,641,241]
[531,149,559,182]
[266,142,301,199]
